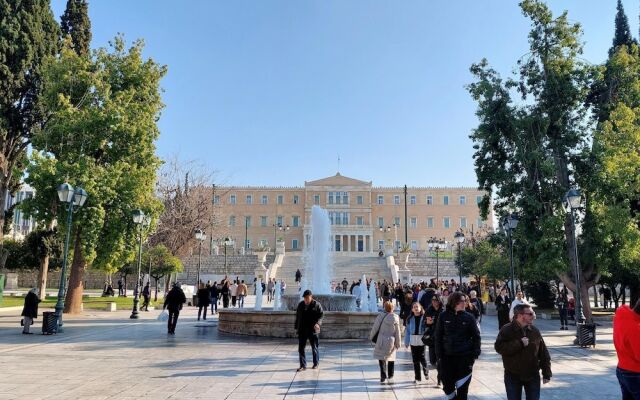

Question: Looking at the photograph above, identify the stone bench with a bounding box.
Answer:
[105,302,116,312]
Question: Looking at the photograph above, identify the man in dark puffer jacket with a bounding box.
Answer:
[435,291,481,400]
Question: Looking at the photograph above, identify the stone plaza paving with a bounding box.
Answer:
[0,298,621,399]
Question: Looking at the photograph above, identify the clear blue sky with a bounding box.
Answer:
[50,1,635,187]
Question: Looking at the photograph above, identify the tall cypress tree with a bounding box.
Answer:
[610,0,635,56]
[61,0,91,57]
[0,0,60,246]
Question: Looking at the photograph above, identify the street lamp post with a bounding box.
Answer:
[501,213,519,297]
[428,237,446,284]
[54,183,88,332]
[195,229,206,287]
[379,226,391,254]
[279,224,290,250]
[273,223,289,252]
[565,189,585,324]
[454,231,465,287]
[130,209,149,319]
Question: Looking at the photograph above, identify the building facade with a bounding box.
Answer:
[4,184,37,240]
[215,173,492,253]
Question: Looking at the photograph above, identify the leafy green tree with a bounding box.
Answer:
[143,245,182,300]
[0,0,59,246]
[60,0,92,57]
[610,0,635,57]
[26,37,165,313]
[468,0,598,320]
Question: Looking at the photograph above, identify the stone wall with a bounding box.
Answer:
[178,254,274,284]
[15,269,112,290]
[218,309,378,339]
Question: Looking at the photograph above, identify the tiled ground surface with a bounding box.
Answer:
[0,297,620,399]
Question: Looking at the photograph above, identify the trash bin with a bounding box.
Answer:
[577,322,596,347]
[42,311,57,335]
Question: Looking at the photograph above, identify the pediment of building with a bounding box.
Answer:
[305,173,372,187]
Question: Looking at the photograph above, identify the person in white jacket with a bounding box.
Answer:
[509,291,535,320]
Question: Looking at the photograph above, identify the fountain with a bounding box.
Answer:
[281,206,356,311]
[218,205,376,339]
[254,278,263,311]
[273,282,282,311]
[368,280,378,312]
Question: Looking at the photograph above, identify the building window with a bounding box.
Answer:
[260,216,268,227]
[277,215,283,226]
[477,217,485,228]
[328,192,334,205]
[213,195,220,205]
[259,239,268,247]
[394,195,400,205]
[378,216,384,227]
[459,196,466,205]
[426,195,433,205]
[443,217,450,228]
[427,216,434,228]
[378,240,385,250]
[377,195,384,205]
[342,192,348,204]
[229,215,236,226]
[246,195,253,205]
[476,195,483,205]
[411,240,418,250]
[261,195,268,205]
[357,195,363,205]
[292,239,299,250]
[443,195,449,205]
[394,240,401,251]
[410,217,417,228]
[410,195,416,205]
[356,216,364,225]
[277,195,284,205]
[293,195,299,204]
[292,216,300,227]
[230,195,236,205]
[245,216,251,227]
[245,239,251,249]
[343,213,349,225]
[314,194,320,205]
[460,217,467,228]
[394,217,401,226]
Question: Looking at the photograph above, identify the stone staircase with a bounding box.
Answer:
[275,252,392,294]
[402,254,460,281]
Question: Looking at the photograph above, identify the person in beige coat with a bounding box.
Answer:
[369,301,402,384]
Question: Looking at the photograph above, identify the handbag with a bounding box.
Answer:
[421,327,433,346]
[371,313,390,344]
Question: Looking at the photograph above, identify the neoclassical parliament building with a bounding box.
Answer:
[214,173,492,253]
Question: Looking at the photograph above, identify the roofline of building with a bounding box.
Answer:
[215,186,483,190]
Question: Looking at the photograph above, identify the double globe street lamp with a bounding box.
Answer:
[501,213,519,297]
[130,209,150,319]
[54,183,88,332]
[427,237,446,284]
[454,231,465,286]
[195,229,206,287]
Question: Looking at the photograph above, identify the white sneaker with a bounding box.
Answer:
[414,380,421,385]
[387,378,394,384]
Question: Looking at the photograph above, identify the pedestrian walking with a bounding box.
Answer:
[495,303,551,400]
[425,294,444,387]
[197,283,210,321]
[163,282,186,335]
[230,280,238,307]
[141,282,151,311]
[614,298,640,400]
[294,290,324,371]
[221,280,230,308]
[237,280,248,308]
[21,288,40,334]
[404,302,429,384]
[469,290,483,323]
[509,291,534,320]
[495,287,511,329]
[342,278,349,294]
[209,281,219,314]
[117,279,124,296]
[267,278,275,302]
[556,289,569,330]
[369,301,401,384]
[280,280,286,295]
[435,291,481,400]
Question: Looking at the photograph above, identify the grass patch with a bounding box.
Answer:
[0,295,158,309]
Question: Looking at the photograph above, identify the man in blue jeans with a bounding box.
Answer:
[494,304,552,400]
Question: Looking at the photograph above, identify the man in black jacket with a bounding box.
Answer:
[294,290,324,371]
[435,291,481,400]
[163,283,186,335]
[495,304,551,400]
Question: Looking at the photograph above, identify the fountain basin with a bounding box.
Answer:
[218,309,378,339]
[281,293,356,312]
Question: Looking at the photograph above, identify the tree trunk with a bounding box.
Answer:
[64,231,86,314]
[123,275,128,297]
[36,254,50,300]
[153,277,159,301]
[629,281,640,308]
[0,181,8,244]
[593,285,599,308]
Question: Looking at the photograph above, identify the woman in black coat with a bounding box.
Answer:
[21,288,41,334]
[494,287,511,329]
